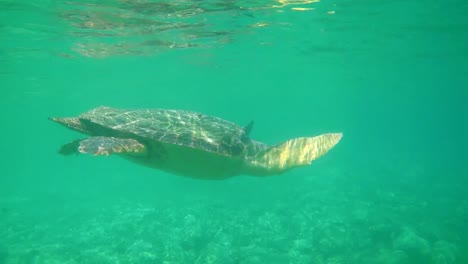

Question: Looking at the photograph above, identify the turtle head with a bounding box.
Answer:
[49,117,89,134]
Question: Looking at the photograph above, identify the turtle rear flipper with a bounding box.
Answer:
[59,136,146,156]
[249,133,342,175]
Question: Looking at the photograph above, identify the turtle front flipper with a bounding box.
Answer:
[247,133,342,175]
[59,136,146,156]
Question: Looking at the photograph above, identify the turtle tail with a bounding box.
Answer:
[248,133,342,175]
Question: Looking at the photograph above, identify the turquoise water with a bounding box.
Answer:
[1,0,467,263]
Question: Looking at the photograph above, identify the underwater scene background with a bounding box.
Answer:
[0,0,466,263]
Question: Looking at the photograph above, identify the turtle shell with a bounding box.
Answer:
[79,106,249,156]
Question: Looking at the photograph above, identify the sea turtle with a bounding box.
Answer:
[49,106,342,179]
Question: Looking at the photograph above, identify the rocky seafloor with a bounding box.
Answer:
[1,169,466,264]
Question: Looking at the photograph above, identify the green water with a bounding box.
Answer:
[1,0,466,263]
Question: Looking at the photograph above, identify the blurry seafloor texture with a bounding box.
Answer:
[0,0,467,263]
